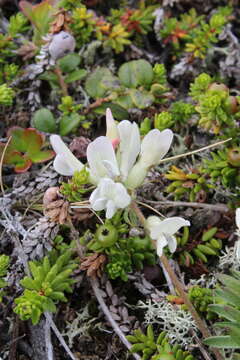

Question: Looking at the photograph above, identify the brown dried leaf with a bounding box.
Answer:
[43,187,59,206]
[182,180,194,189]
[80,253,106,278]
[17,42,37,61]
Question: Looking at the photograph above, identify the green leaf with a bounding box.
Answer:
[39,71,59,88]
[116,94,135,109]
[231,270,240,281]
[232,353,240,360]
[59,113,82,136]
[50,291,67,301]
[14,158,32,173]
[58,53,81,73]
[32,307,42,325]
[216,288,240,308]
[29,262,40,278]
[118,60,154,89]
[42,297,56,312]
[93,102,129,120]
[20,277,40,291]
[101,75,121,91]
[203,336,240,349]
[30,150,55,163]
[19,0,55,40]
[33,108,57,133]
[85,67,113,98]
[129,89,154,109]
[22,128,43,155]
[1,149,24,165]
[65,69,87,83]
[219,274,240,294]
[209,305,240,322]
[8,127,26,152]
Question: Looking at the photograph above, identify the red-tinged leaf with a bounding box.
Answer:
[22,128,43,156]
[19,0,55,36]
[0,144,22,164]
[31,150,55,163]
[7,127,26,153]
[4,151,25,165]
[14,158,32,173]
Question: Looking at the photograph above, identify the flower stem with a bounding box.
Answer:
[130,201,224,360]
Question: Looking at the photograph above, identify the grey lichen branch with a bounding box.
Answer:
[90,277,141,360]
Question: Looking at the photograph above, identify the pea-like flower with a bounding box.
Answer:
[146,216,190,256]
[50,134,84,176]
[50,109,174,218]
[89,178,131,219]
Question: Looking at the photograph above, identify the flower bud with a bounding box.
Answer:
[49,31,76,60]
[106,108,119,148]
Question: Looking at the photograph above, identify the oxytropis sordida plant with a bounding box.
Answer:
[50,109,225,360]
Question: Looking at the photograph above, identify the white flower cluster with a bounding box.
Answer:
[50,109,190,255]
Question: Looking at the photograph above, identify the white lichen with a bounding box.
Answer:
[218,246,240,271]
[62,305,97,348]
[137,299,197,346]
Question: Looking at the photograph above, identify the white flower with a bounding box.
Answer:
[235,208,240,260]
[87,136,120,184]
[50,135,84,176]
[50,109,174,219]
[126,128,174,189]
[117,120,141,180]
[146,215,190,256]
[89,178,131,219]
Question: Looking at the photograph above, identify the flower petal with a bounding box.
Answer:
[113,183,131,208]
[139,129,173,168]
[146,216,162,240]
[106,108,119,144]
[50,135,84,176]
[166,234,177,253]
[236,208,240,230]
[156,234,168,257]
[125,161,148,189]
[155,217,190,236]
[91,198,107,211]
[89,186,100,204]
[106,200,117,219]
[118,120,141,180]
[87,136,119,184]
[89,178,131,219]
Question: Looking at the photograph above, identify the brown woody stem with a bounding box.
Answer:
[83,96,112,114]
[130,201,224,360]
[54,66,68,97]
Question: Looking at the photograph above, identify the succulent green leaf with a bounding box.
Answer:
[129,89,154,109]
[118,60,154,88]
[20,277,40,291]
[59,113,82,136]
[33,108,57,133]
[85,67,114,98]
[65,69,87,83]
[58,53,81,73]
[93,102,129,120]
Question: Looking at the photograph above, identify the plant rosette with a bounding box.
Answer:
[0,127,55,173]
